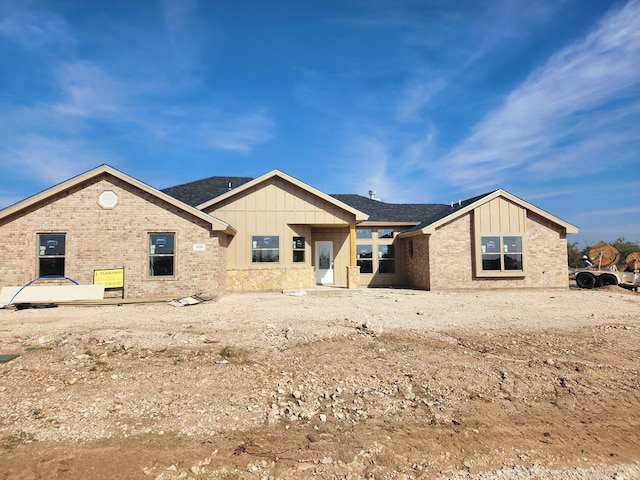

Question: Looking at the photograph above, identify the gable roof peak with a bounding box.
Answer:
[0,164,235,234]
[196,169,369,222]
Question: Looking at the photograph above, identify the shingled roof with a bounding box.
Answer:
[160,174,499,228]
[401,191,496,233]
[329,194,450,223]
[161,176,254,207]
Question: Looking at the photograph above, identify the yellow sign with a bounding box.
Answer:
[93,268,124,288]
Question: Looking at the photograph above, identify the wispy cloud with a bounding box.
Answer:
[330,126,440,202]
[396,77,447,122]
[196,111,275,153]
[162,0,198,40]
[441,0,640,191]
[160,0,203,70]
[0,0,274,187]
[331,134,395,198]
[574,206,640,217]
[52,61,127,118]
[0,135,118,185]
[0,7,74,50]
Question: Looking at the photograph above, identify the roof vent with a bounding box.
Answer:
[228,182,232,191]
[369,189,377,200]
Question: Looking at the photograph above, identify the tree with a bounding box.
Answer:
[568,237,640,268]
[610,237,640,264]
[567,241,584,268]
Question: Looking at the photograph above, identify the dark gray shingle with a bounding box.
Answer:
[330,194,450,223]
[162,176,254,207]
[162,174,496,229]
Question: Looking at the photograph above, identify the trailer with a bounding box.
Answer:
[574,243,640,291]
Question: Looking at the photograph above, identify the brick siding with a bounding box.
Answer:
[406,211,570,290]
[0,174,227,299]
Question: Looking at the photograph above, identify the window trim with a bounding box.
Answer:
[251,235,280,263]
[149,232,176,277]
[378,243,395,274]
[292,236,305,263]
[475,234,525,277]
[356,243,373,274]
[356,227,397,276]
[38,233,66,277]
[356,228,372,239]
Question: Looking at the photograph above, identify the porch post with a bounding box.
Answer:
[347,223,360,289]
[349,224,356,266]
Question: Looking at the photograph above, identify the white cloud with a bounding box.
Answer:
[0,135,118,185]
[0,8,74,50]
[330,130,438,202]
[52,62,127,118]
[440,0,640,191]
[160,0,202,69]
[396,77,447,122]
[197,111,275,153]
[575,206,640,217]
[162,0,198,32]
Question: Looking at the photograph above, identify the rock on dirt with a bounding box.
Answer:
[0,287,639,479]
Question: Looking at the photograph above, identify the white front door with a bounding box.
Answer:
[315,241,334,285]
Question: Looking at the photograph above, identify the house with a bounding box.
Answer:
[0,165,234,300]
[0,165,578,300]
[164,169,368,290]
[163,169,578,291]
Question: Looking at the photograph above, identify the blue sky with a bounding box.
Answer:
[0,0,638,246]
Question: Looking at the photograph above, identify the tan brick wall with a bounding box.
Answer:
[406,211,570,290]
[429,215,474,290]
[522,212,569,288]
[405,236,431,289]
[0,174,227,299]
[226,267,315,291]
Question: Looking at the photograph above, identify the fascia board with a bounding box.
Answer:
[398,189,578,237]
[197,169,369,222]
[497,190,579,234]
[0,164,236,235]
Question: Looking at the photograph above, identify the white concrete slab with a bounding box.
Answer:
[0,285,105,305]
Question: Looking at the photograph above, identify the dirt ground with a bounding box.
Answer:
[0,286,639,479]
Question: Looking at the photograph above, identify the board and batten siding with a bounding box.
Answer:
[204,177,357,271]
[474,197,527,234]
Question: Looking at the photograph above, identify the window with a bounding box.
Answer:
[149,233,175,276]
[356,228,397,275]
[38,233,65,277]
[356,228,372,239]
[378,228,394,239]
[357,244,373,273]
[356,228,372,273]
[252,236,279,263]
[480,235,523,272]
[378,244,395,274]
[292,236,305,263]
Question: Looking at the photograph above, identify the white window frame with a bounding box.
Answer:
[149,233,176,277]
[38,233,66,277]
[252,235,280,263]
[476,234,525,277]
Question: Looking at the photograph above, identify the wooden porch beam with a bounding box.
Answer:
[350,224,356,266]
